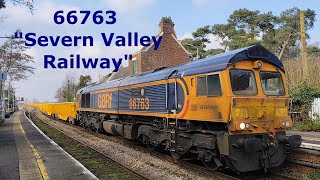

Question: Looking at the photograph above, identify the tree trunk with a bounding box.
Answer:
[278,33,292,60]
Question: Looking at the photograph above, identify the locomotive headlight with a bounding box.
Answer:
[281,121,290,127]
[245,123,250,129]
[253,60,263,69]
[285,121,290,127]
[240,123,246,130]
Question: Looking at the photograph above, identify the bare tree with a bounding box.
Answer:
[0,37,34,101]
[0,37,34,81]
[55,87,65,102]
[55,74,78,102]
[0,0,35,11]
[55,74,93,102]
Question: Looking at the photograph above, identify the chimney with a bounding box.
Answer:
[158,17,176,37]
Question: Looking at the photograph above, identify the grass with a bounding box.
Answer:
[303,169,320,180]
[28,111,142,180]
[294,118,320,132]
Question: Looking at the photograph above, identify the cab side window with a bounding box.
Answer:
[207,74,222,96]
[81,93,91,108]
[197,74,222,96]
[197,76,207,96]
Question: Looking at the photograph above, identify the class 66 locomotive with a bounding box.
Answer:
[30,45,302,173]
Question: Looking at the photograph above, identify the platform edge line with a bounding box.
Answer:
[18,121,50,180]
[24,110,98,180]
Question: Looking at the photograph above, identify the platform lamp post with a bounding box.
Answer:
[0,71,8,122]
[186,44,199,60]
[13,91,16,112]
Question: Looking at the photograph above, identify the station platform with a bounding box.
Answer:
[0,111,97,180]
[287,131,320,150]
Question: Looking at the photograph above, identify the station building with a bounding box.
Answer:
[99,17,191,83]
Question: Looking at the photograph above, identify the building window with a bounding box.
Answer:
[132,60,137,74]
[197,74,222,96]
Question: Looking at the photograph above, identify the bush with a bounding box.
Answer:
[295,118,320,132]
[289,83,320,118]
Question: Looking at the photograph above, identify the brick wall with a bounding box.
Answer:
[129,17,191,75]
[141,34,190,72]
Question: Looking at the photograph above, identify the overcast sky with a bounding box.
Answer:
[1,0,319,102]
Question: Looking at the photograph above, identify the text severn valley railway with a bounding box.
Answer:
[15,10,163,72]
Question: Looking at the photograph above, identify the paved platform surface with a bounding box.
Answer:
[287,131,320,150]
[0,111,97,180]
[287,131,320,145]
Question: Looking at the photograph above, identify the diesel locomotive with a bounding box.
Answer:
[32,45,302,173]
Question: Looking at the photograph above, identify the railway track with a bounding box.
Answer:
[27,110,149,180]
[269,173,299,180]
[154,152,239,180]
[29,108,241,180]
[29,108,306,180]
[287,147,320,169]
[272,143,320,180]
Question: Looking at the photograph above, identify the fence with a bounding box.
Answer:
[310,98,320,121]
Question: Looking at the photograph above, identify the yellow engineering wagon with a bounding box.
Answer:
[29,102,77,123]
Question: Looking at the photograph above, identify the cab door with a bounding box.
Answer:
[188,73,225,121]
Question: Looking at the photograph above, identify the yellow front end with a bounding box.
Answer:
[226,60,291,135]
[229,97,291,134]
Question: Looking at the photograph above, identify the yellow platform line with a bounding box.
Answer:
[19,122,50,180]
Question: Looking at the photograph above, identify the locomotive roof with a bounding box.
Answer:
[80,45,283,94]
